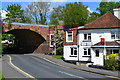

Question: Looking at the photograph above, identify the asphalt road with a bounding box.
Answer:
[2,55,120,80]
[2,55,27,78]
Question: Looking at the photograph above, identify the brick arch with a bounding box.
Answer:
[2,23,50,54]
[6,29,49,54]
[2,23,49,40]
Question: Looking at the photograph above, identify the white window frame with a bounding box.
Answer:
[111,32,120,40]
[70,47,77,56]
[84,33,91,40]
[83,48,91,56]
[50,34,54,47]
[66,31,73,42]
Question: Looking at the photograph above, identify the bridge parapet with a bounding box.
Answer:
[2,23,49,40]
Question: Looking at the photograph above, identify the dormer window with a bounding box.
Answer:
[66,31,73,42]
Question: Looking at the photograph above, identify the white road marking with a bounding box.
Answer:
[59,71,88,80]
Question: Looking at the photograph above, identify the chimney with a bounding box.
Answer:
[113,6,120,19]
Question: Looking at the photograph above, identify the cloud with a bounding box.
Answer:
[87,7,93,13]
[0,10,7,19]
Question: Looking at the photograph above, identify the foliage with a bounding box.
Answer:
[2,44,17,54]
[0,72,4,80]
[51,26,64,55]
[105,53,120,70]
[51,28,64,48]
[57,47,63,55]
[25,2,50,24]
[2,34,15,41]
[87,12,100,23]
[108,53,119,58]
[50,6,64,25]
[5,4,25,23]
[97,0,120,16]
[63,2,89,26]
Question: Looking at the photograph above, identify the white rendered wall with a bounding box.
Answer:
[64,45,78,61]
[78,28,119,45]
[91,48,104,66]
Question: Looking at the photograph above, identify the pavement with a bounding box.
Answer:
[31,54,120,78]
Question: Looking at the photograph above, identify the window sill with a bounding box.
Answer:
[82,56,91,57]
[83,40,91,42]
[70,56,77,57]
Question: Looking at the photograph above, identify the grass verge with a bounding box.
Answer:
[49,55,63,59]
[0,72,4,80]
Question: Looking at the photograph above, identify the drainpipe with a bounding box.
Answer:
[78,45,79,62]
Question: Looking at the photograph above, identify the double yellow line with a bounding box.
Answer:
[7,55,37,80]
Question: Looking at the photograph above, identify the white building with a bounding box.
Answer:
[63,7,120,66]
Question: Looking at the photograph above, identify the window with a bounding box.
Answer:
[84,33,91,40]
[84,48,91,56]
[66,31,73,42]
[111,32,120,39]
[50,34,54,47]
[113,50,119,54]
[111,32,116,39]
[106,49,119,54]
[71,47,77,56]
[95,50,99,57]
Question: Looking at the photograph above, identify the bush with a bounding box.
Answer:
[56,47,63,55]
[105,53,120,71]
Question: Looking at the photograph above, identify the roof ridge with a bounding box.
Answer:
[85,12,112,26]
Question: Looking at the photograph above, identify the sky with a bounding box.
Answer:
[1,0,119,22]
[1,2,100,12]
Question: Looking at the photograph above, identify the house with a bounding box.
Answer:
[63,7,120,66]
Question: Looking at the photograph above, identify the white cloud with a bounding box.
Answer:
[0,10,7,19]
[87,7,93,13]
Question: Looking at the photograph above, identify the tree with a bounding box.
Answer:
[63,2,89,26]
[2,34,15,41]
[97,0,120,16]
[5,4,25,23]
[50,6,64,25]
[51,26,64,55]
[87,12,100,23]
[25,2,50,24]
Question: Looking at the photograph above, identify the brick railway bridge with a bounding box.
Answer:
[2,22,63,54]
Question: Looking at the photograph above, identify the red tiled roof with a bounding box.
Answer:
[93,41,120,47]
[79,12,120,30]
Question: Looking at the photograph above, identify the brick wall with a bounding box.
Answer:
[63,30,78,46]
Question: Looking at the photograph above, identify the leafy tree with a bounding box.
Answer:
[97,0,120,16]
[87,12,100,23]
[50,6,64,25]
[25,2,50,24]
[5,4,25,23]
[63,2,89,26]
[2,34,15,41]
[51,26,64,55]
